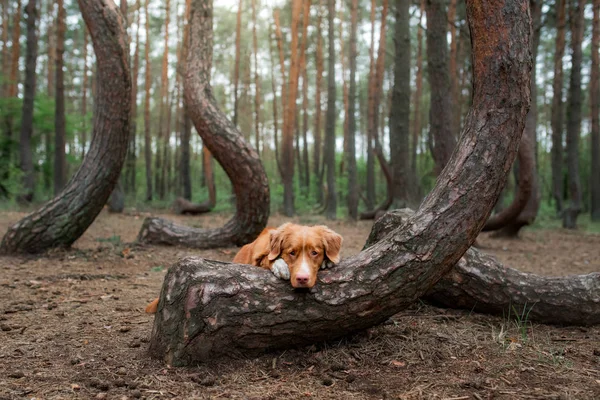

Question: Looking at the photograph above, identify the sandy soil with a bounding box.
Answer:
[0,209,599,399]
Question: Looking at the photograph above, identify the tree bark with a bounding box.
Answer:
[324,0,337,220]
[345,0,359,220]
[53,0,66,195]
[314,7,324,205]
[365,0,377,210]
[551,0,566,215]
[493,0,542,238]
[366,209,600,326]
[390,0,410,208]
[137,0,269,249]
[563,0,584,229]
[0,0,131,254]
[8,0,21,98]
[148,0,532,365]
[410,0,424,202]
[591,0,600,221]
[482,132,533,231]
[297,0,311,193]
[81,27,89,159]
[18,0,38,203]
[268,26,283,179]
[172,197,213,215]
[156,0,170,200]
[143,0,152,202]
[180,0,192,201]
[126,1,140,194]
[1,0,10,98]
[232,0,242,127]
[425,0,456,172]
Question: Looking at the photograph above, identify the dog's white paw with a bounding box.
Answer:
[271,258,290,280]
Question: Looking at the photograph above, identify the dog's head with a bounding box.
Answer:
[268,223,342,288]
[234,227,275,268]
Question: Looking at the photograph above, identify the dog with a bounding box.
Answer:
[145,223,342,313]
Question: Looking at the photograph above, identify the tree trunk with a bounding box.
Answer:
[0,0,131,254]
[563,0,584,229]
[390,0,410,208]
[18,0,38,203]
[493,0,542,238]
[137,0,269,249]
[172,197,212,215]
[143,0,152,201]
[367,209,600,327]
[148,0,532,365]
[425,0,456,173]
[551,0,565,215]
[46,0,55,96]
[268,26,283,179]
[280,0,303,217]
[482,132,533,231]
[231,0,242,127]
[1,0,9,98]
[81,28,88,159]
[296,0,311,193]
[591,0,600,221]
[156,0,170,200]
[359,146,393,220]
[180,0,192,201]
[251,0,260,154]
[126,1,140,195]
[448,0,461,135]
[410,0,424,202]
[53,0,66,195]
[365,0,376,210]
[314,7,324,205]
[345,0,359,220]
[0,0,11,197]
[108,181,125,213]
[8,0,21,98]
[324,0,337,220]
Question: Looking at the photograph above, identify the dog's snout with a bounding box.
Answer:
[295,274,310,286]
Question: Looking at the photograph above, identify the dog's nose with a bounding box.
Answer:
[295,274,310,286]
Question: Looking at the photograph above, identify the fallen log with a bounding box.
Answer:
[172,197,213,215]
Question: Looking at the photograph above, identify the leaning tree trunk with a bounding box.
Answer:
[366,209,600,326]
[148,0,532,365]
[137,0,269,249]
[0,0,131,254]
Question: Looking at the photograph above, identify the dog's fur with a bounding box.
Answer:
[145,223,342,313]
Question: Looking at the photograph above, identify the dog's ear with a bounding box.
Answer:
[315,225,343,264]
[268,223,289,261]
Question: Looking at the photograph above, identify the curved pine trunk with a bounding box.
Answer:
[137,0,269,249]
[0,0,131,254]
[148,0,532,365]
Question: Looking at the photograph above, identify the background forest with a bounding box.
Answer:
[1,0,599,232]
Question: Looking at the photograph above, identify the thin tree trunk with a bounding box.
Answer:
[591,0,600,221]
[1,0,9,98]
[281,0,303,217]
[81,28,88,159]
[143,0,153,201]
[301,62,310,192]
[46,0,55,97]
[563,0,584,229]
[53,0,66,195]
[425,0,456,172]
[314,6,324,204]
[389,0,411,209]
[181,0,192,201]
[365,0,376,210]
[346,0,359,219]
[137,0,270,248]
[551,0,566,215]
[268,26,283,178]
[410,0,424,201]
[324,0,337,220]
[339,6,348,177]
[156,0,170,200]
[251,0,260,154]
[1,0,131,254]
[147,0,532,363]
[8,0,21,98]
[18,0,38,203]
[127,1,140,194]
[448,0,460,135]
[232,0,242,127]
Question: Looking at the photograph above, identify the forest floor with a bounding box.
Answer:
[0,209,599,400]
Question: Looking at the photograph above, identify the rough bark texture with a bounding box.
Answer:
[592,0,600,221]
[494,0,542,238]
[366,209,600,326]
[0,0,131,254]
[425,0,456,172]
[346,0,359,220]
[148,0,532,365]
[137,0,269,249]
[390,0,410,207]
[482,133,533,231]
[324,0,337,220]
[143,0,152,202]
[563,0,584,229]
[551,0,566,215]
[18,0,38,203]
[54,0,67,195]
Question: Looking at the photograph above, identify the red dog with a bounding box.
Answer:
[145,223,342,313]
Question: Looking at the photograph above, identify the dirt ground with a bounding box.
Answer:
[0,209,599,400]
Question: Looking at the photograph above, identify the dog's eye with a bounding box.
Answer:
[289,250,296,257]
[311,250,318,256]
